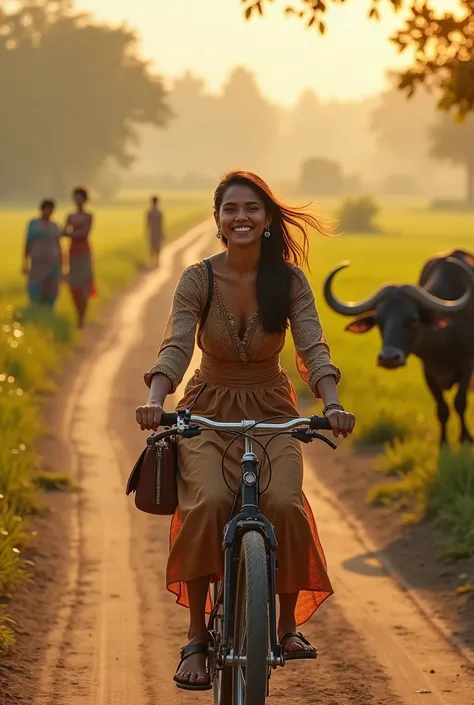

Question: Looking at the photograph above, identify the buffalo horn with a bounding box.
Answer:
[323,262,390,316]
[401,256,473,314]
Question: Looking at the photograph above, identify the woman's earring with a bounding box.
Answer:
[264,225,271,238]
[216,229,222,240]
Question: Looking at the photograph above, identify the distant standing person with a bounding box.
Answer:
[146,195,164,268]
[64,186,96,328]
[22,199,62,309]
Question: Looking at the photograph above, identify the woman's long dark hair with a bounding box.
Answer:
[214,170,335,334]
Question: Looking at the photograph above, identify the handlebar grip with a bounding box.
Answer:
[160,412,178,427]
[309,415,332,431]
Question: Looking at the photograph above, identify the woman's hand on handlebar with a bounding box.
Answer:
[325,409,356,439]
[135,402,164,431]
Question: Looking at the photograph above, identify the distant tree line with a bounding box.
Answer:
[372,90,474,206]
[2,1,473,205]
[135,69,474,205]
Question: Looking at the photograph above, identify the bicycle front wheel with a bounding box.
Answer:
[234,531,269,705]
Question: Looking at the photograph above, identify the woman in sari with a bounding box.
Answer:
[136,170,356,690]
[22,199,62,308]
[64,186,95,328]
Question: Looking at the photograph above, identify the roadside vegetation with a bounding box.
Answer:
[283,196,474,560]
[0,193,209,651]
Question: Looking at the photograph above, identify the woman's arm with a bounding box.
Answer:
[315,374,340,407]
[56,226,64,274]
[136,264,206,430]
[136,373,172,430]
[62,214,71,237]
[148,373,172,405]
[22,222,32,274]
[289,267,355,438]
[289,267,341,395]
[65,213,93,239]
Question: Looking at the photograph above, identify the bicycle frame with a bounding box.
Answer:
[218,421,283,670]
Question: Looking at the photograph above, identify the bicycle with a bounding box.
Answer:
[152,409,337,705]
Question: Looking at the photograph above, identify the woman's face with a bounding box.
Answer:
[73,191,86,208]
[41,204,54,220]
[215,184,270,247]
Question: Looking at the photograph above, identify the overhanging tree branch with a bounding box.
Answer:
[241,0,474,116]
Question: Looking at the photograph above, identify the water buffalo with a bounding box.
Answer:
[323,249,474,445]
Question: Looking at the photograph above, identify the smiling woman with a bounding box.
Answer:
[214,170,335,335]
[136,169,355,690]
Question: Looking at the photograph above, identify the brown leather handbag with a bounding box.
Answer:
[126,435,179,515]
[125,259,214,516]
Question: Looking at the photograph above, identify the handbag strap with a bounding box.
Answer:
[197,258,214,344]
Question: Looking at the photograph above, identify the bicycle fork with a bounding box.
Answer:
[220,426,284,670]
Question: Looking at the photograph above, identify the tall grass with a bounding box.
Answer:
[0,196,210,650]
[0,313,60,650]
[431,447,474,558]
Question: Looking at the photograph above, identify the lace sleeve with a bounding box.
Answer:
[289,267,341,399]
[144,263,206,392]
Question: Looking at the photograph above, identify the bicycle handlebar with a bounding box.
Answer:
[159,411,332,432]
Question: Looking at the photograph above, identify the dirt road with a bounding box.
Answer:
[31,223,474,705]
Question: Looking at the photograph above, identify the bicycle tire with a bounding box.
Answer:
[210,581,233,705]
[233,531,269,705]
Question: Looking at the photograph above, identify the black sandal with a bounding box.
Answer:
[280,632,318,661]
[173,642,212,691]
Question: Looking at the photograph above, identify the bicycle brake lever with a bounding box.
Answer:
[181,424,201,438]
[292,429,337,450]
[311,432,337,450]
[291,429,312,444]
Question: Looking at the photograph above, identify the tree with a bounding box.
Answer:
[0,1,170,198]
[217,67,279,173]
[135,67,278,181]
[369,88,437,187]
[371,88,436,160]
[338,197,380,233]
[430,116,474,206]
[241,0,474,117]
[299,156,344,195]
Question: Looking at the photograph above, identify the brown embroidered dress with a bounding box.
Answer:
[145,260,341,625]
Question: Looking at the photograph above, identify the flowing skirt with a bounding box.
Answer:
[27,259,61,308]
[167,357,333,626]
[68,240,96,310]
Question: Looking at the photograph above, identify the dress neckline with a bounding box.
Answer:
[212,278,259,345]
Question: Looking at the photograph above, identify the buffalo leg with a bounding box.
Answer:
[454,366,473,444]
[424,369,450,445]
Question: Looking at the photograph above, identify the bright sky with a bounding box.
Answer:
[75,0,451,105]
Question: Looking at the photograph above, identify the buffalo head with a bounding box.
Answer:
[323,257,473,370]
